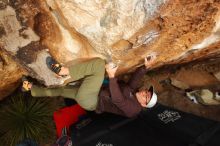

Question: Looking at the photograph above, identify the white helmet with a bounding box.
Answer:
[146,86,158,108]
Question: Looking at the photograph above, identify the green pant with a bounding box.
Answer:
[31,58,105,111]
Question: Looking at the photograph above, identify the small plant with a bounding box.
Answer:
[0,92,56,146]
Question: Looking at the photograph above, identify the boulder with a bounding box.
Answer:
[1,0,220,99]
[172,68,219,88]
[0,49,26,100]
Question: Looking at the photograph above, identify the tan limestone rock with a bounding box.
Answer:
[1,0,220,99]
[0,49,26,100]
[172,68,219,88]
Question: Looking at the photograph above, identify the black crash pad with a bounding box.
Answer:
[70,104,220,146]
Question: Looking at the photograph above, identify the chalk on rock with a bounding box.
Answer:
[213,72,220,81]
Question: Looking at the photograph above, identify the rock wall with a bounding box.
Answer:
[0,0,220,99]
[0,49,26,100]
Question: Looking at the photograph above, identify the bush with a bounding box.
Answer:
[0,93,56,146]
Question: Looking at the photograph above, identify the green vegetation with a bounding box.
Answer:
[0,93,56,146]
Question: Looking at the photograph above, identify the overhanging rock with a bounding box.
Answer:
[1,0,220,99]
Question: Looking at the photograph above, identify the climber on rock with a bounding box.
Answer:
[22,56,157,118]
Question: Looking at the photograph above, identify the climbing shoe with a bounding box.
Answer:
[46,56,63,75]
[21,76,32,92]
